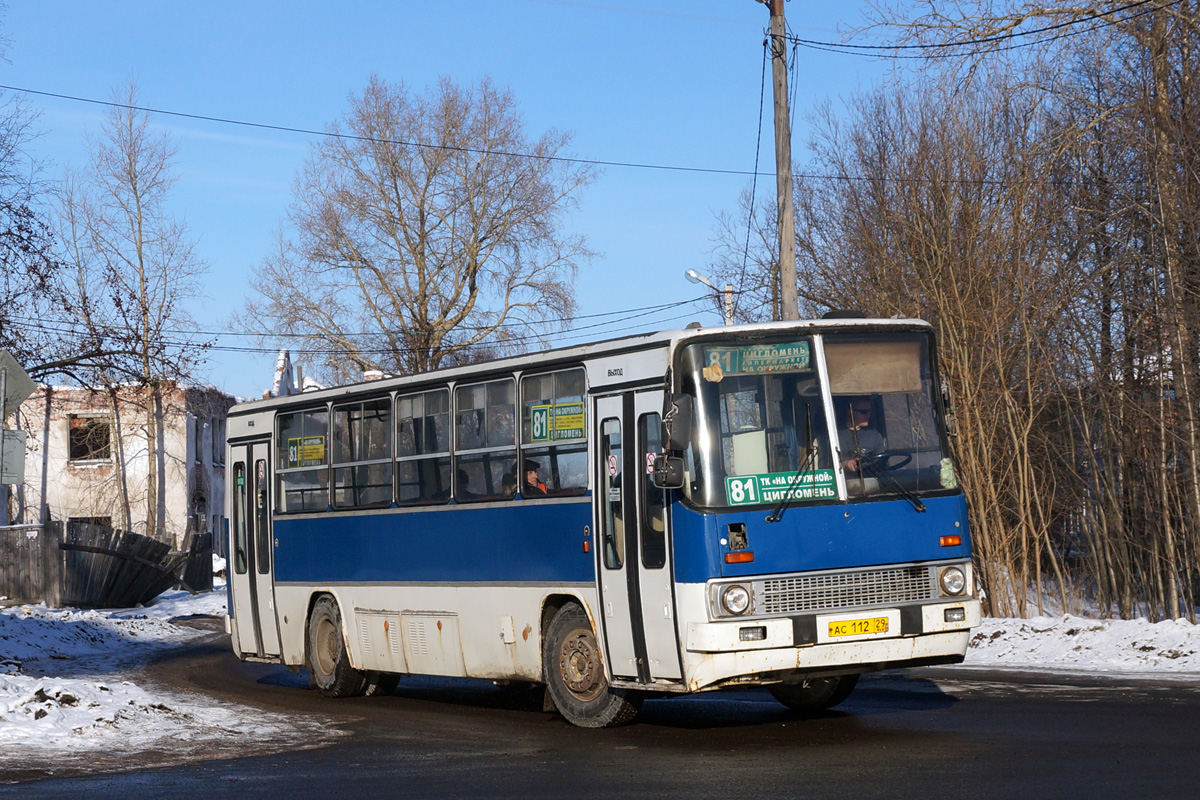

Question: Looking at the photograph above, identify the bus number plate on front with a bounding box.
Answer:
[828,616,889,638]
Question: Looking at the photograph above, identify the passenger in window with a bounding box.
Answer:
[456,469,477,501]
[837,396,883,472]
[523,459,547,497]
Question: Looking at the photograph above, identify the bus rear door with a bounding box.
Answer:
[593,391,683,685]
[229,439,281,658]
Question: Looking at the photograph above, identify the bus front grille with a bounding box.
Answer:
[760,565,933,614]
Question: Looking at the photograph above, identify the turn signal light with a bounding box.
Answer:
[939,535,961,547]
[724,551,755,564]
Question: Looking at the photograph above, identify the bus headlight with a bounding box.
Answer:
[721,584,752,616]
[939,566,967,597]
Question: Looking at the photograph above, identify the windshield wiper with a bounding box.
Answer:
[858,456,927,513]
[766,402,816,523]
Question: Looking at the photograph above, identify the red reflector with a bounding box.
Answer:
[724,551,755,564]
[583,541,590,554]
[940,535,962,547]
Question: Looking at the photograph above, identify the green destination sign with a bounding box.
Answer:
[724,469,836,506]
[530,402,585,443]
[705,341,811,376]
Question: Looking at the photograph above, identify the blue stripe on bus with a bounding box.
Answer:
[670,493,971,583]
[272,502,596,585]
[272,492,969,587]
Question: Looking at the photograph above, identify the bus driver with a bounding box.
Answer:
[838,397,883,473]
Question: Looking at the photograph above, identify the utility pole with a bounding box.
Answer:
[763,0,799,320]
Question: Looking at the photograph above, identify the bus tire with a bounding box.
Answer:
[307,595,367,698]
[769,673,859,712]
[543,604,641,728]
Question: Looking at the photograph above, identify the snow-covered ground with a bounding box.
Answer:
[0,581,338,775]
[965,614,1200,678]
[2,584,1200,766]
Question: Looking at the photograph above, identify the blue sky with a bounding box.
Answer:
[4,1,889,397]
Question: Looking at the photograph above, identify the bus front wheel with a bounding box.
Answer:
[307,595,367,698]
[769,674,859,712]
[543,605,641,728]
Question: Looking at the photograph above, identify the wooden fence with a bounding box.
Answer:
[0,521,213,609]
[0,524,60,606]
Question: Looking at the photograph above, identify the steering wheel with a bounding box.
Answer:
[861,450,912,471]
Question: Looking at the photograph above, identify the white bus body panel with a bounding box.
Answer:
[272,584,599,681]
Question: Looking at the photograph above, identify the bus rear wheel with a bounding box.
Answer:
[307,595,367,698]
[769,674,859,712]
[543,605,641,728]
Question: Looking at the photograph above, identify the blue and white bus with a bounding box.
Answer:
[225,318,980,727]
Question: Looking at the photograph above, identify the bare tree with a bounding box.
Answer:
[54,79,210,542]
[242,75,595,383]
[706,0,1200,619]
[0,90,85,381]
[707,186,781,323]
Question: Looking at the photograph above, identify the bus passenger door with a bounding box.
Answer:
[595,396,638,680]
[593,392,682,685]
[633,391,681,681]
[229,440,281,658]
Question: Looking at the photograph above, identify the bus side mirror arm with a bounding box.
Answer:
[663,393,693,451]
[655,393,691,487]
[940,378,959,437]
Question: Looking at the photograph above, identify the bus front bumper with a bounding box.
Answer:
[682,599,981,692]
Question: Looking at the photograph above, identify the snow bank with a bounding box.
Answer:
[0,586,332,764]
[964,613,1200,678]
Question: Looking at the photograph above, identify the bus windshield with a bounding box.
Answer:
[678,330,954,509]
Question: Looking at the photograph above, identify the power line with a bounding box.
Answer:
[7,297,708,340]
[4,295,720,358]
[20,295,715,341]
[0,82,1085,188]
[0,83,763,179]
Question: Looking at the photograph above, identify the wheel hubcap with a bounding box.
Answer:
[315,616,337,676]
[559,627,604,701]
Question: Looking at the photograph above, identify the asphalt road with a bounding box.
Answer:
[5,623,1200,798]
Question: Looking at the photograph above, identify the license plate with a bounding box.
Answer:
[827,616,890,638]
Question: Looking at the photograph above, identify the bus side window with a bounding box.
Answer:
[454,379,517,502]
[255,459,270,574]
[332,397,393,509]
[520,367,588,497]
[601,417,623,569]
[275,407,330,513]
[233,461,248,574]
[639,413,667,569]
[397,389,451,505]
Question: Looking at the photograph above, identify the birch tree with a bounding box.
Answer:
[59,80,208,541]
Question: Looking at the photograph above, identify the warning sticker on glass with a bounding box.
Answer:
[724,469,836,506]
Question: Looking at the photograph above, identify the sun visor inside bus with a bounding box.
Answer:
[824,340,922,395]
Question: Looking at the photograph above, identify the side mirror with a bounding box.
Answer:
[663,393,693,452]
[940,378,959,437]
[652,455,685,489]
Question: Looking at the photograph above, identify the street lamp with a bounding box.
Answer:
[685,269,734,326]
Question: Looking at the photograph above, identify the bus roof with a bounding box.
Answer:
[230,317,933,416]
